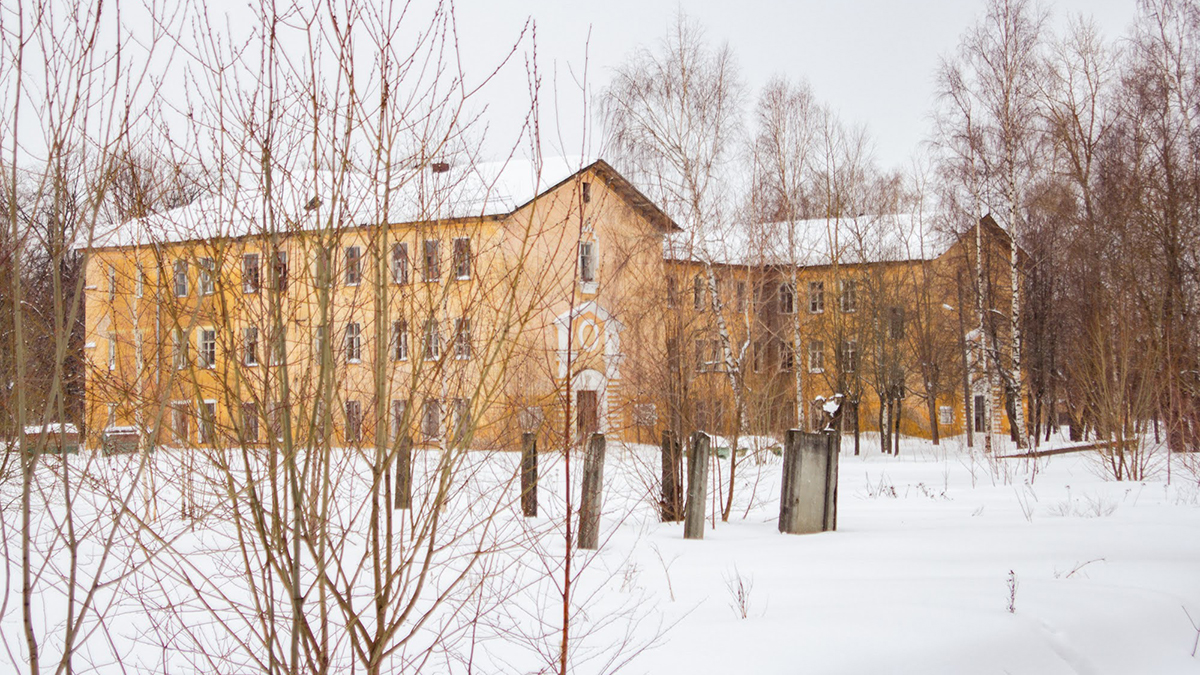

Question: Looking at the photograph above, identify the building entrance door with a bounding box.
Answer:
[577,389,599,439]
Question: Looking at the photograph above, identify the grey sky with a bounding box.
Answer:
[452,0,1139,171]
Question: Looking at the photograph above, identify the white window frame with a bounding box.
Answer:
[135,262,144,299]
[452,237,471,280]
[779,282,796,315]
[839,278,858,313]
[392,319,408,361]
[108,264,117,302]
[200,400,217,444]
[454,317,471,360]
[423,239,440,282]
[243,253,260,294]
[134,330,143,371]
[345,322,362,363]
[198,258,215,296]
[345,245,362,286]
[939,405,954,427]
[808,340,825,374]
[243,326,259,367]
[391,242,409,285]
[107,332,116,371]
[424,319,440,360]
[579,241,597,284]
[174,260,188,297]
[199,328,217,369]
[808,280,825,314]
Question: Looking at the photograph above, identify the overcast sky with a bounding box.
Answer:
[449,0,1139,171]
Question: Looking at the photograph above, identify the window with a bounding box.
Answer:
[423,240,441,281]
[693,275,706,311]
[174,260,188,297]
[453,238,471,280]
[199,329,216,369]
[243,254,260,294]
[345,322,362,363]
[454,317,471,360]
[579,241,596,283]
[173,329,188,370]
[808,340,825,373]
[200,400,216,444]
[107,264,117,302]
[421,398,441,441]
[198,258,215,295]
[242,402,259,443]
[135,262,144,299]
[736,281,747,312]
[452,398,471,445]
[581,181,591,203]
[392,320,409,361]
[666,277,678,308]
[345,246,362,286]
[243,326,259,366]
[345,400,362,444]
[780,340,795,372]
[695,339,707,373]
[391,242,409,285]
[939,405,954,427]
[888,307,905,340]
[779,282,796,314]
[107,332,116,371]
[274,250,289,293]
[753,341,763,373]
[839,279,858,313]
[424,319,440,360]
[808,281,825,313]
[106,403,117,429]
[391,399,408,441]
[134,330,143,371]
[974,395,987,433]
[269,403,285,442]
[841,339,858,374]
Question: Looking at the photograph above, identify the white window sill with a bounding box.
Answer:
[809,368,825,374]
[581,280,598,294]
[456,274,471,281]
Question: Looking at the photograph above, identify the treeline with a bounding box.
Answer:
[601,0,1200,466]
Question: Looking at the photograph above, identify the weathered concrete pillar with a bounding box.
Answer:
[521,432,538,518]
[577,433,606,550]
[684,431,711,540]
[779,430,839,534]
[394,434,413,510]
[660,429,684,522]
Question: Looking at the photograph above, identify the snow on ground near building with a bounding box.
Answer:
[3,435,1199,673]
[604,438,1200,675]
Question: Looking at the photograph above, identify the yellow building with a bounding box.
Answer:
[84,158,1021,452]
[662,213,1024,448]
[84,159,678,451]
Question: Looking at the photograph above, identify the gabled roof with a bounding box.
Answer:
[93,157,679,248]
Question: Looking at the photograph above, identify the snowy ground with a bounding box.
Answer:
[592,436,1200,675]
[4,434,1200,673]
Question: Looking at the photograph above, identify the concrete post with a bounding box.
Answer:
[684,431,711,540]
[577,433,606,550]
[521,432,538,518]
[779,430,839,534]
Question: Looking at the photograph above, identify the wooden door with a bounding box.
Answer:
[577,390,599,439]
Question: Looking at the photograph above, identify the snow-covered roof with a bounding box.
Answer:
[664,213,952,267]
[95,156,598,248]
